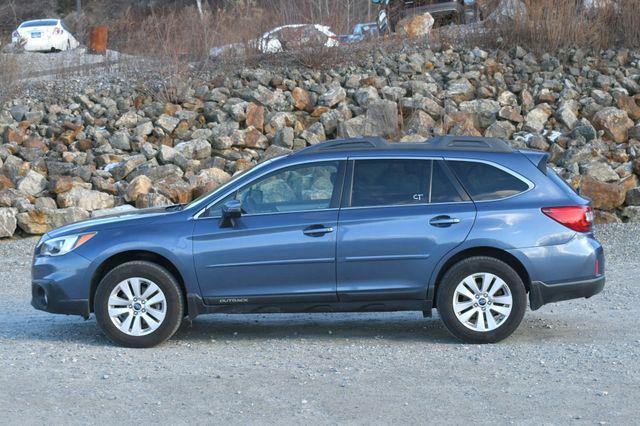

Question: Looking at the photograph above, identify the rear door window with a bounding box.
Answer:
[350,159,430,207]
[448,160,530,201]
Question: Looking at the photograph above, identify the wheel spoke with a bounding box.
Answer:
[454,300,474,313]
[119,313,133,332]
[146,292,164,306]
[490,304,511,316]
[131,315,142,335]
[486,311,499,329]
[146,306,166,323]
[463,277,482,295]
[456,286,476,301]
[492,295,512,305]
[108,307,130,317]
[140,282,160,300]
[129,278,142,298]
[119,281,134,301]
[108,295,129,307]
[142,313,160,330]
[457,307,477,323]
[489,278,507,296]
[475,310,486,331]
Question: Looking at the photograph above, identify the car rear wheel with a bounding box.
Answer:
[94,261,184,348]
[437,256,526,343]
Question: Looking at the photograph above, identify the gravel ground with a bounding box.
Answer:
[0,224,639,424]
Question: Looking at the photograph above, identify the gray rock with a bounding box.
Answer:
[91,204,138,218]
[10,105,27,122]
[524,105,552,133]
[625,187,640,206]
[355,86,380,108]
[134,121,154,137]
[115,111,139,128]
[17,171,48,197]
[319,86,346,107]
[274,127,294,148]
[580,161,620,183]
[365,100,399,138]
[0,207,17,238]
[300,122,326,145]
[109,131,131,151]
[16,207,90,235]
[174,139,212,160]
[459,99,500,129]
[485,120,516,140]
[157,114,180,134]
[110,154,147,180]
[622,206,640,222]
[445,78,475,103]
[57,187,115,211]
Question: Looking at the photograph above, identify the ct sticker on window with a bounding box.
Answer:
[413,193,425,201]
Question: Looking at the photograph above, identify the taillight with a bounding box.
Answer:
[541,206,593,232]
[54,27,63,35]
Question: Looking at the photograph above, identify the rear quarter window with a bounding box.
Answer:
[448,160,530,201]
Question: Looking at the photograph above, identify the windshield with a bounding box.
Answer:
[184,157,281,211]
[20,20,58,28]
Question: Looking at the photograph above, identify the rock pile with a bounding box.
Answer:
[2,45,640,237]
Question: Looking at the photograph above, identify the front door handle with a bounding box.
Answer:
[303,225,334,237]
[429,216,460,228]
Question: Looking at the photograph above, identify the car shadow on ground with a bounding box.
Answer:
[3,310,578,347]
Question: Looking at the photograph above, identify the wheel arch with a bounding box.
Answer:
[431,246,531,308]
[89,250,188,314]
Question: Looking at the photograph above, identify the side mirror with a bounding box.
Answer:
[219,200,242,228]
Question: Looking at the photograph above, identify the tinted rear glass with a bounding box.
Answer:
[351,159,429,207]
[20,20,58,28]
[431,161,464,203]
[448,161,529,201]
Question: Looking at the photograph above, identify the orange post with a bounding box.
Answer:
[88,26,108,54]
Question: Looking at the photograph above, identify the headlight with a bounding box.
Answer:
[39,232,97,257]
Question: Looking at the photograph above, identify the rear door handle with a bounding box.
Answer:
[303,225,334,237]
[429,216,460,227]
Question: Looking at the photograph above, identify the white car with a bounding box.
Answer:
[11,19,79,52]
[211,24,339,58]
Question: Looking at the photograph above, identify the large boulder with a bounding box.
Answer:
[593,107,634,142]
[445,79,475,103]
[16,171,47,197]
[398,12,434,38]
[16,207,90,235]
[579,176,626,210]
[57,187,115,211]
[189,168,232,198]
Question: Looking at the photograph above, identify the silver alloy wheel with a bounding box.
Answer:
[452,272,513,332]
[107,277,167,336]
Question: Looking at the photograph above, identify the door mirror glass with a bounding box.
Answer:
[219,200,242,228]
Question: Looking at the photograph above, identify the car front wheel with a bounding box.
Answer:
[94,261,184,348]
[437,256,526,343]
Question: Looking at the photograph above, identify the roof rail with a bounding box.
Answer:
[291,137,389,155]
[290,136,514,156]
[423,136,513,153]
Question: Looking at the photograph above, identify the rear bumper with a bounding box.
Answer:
[32,280,90,318]
[529,276,605,311]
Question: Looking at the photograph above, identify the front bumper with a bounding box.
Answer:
[31,250,93,318]
[32,280,90,318]
[529,276,605,311]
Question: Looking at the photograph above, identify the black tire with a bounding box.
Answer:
[436,256,526,344]
[94,261,184,348]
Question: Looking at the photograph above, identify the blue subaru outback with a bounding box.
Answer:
[31,136,605,347]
